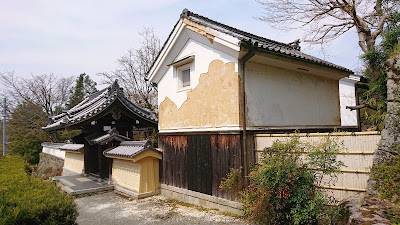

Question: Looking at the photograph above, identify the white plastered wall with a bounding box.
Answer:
[157,29,239,110]
[245,61,341,128]
[42,146,65,159]
[339,76,359,127]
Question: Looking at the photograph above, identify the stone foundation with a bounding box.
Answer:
[161,184,242,215]
[34,152,64,180]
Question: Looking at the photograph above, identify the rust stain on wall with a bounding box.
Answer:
[159,60,241,130]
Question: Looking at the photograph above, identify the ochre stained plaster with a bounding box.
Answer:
[159,60,241,130]
[183,18,215,43]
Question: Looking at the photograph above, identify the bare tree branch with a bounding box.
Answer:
[0,71,74,141]
[256,0,398,53]
[99,27,160,113]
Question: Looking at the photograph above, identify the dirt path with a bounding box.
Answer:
[75,192,248,225]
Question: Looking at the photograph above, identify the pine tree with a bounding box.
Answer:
[67,73,97,109]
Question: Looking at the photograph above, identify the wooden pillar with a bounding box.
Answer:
[108,158,113,182]
[83,140,89,175]
[98,145,105,179]
[246,132,255,166]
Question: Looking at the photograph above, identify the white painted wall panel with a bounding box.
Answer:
[246,62,341,127]
[339,78,358,127]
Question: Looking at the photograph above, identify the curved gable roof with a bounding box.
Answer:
[43,80,157,132]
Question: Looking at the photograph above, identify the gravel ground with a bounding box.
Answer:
[75,192,248,225]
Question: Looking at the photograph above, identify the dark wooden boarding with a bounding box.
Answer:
[159,132,255,200]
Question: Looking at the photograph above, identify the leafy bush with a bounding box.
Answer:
[220,167,244,200]
[371,154,400,201]
[0,156,78,225]
[221,136,348,225]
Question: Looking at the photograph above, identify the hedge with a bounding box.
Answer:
[0,156,78,225]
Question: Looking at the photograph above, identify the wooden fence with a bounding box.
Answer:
[254,132,381,200]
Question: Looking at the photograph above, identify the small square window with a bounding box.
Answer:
[177,63,191,90]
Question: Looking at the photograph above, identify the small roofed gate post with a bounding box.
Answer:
[104,140,162,196]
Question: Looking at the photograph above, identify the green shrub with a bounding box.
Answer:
[0,156,78,225]
[8,135,44,165]
[221,136,348,225]
[371,154,400,201]
[219,167,244,200]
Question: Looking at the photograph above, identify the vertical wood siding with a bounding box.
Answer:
[210,135,242,199]
[160,135,188,189]
[159,134,246,200]
[187,135,212,195]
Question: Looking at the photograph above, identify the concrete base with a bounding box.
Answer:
[53,174,114,196]
[161,184,242,215]
[61,168,80,176]
[61,184,114,196]
[115,186,161,199]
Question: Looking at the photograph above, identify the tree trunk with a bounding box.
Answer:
[367,50,400,193]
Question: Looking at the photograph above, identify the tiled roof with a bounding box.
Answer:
[149,9,352,76]
[43,80,157,131]
[41,142,65,148]
[59,144,84,151]
[87,129,131,145]
[180,9,352,73]
[104,140,160,159]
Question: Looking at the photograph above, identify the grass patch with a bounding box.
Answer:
[219,210,240,218]
[166,199,209,212]
[165,199,241,217]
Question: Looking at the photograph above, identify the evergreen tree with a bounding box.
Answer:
[67,73,97,109]
[7,102,50,164]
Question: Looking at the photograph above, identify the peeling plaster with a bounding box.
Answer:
[159,60,241,130]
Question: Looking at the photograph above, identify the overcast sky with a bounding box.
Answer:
[0,0,365,89]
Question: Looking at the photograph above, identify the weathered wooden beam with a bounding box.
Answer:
[346,104,366,110]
